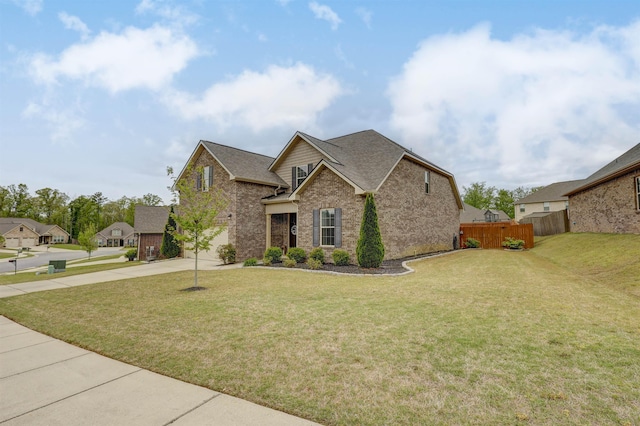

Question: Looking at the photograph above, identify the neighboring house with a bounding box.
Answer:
[460,203,511,223]
[565,143,640,234]
[175,129,463,262]
[514,180,584,223]
[134,206,170,261]
[95,222,136,247]
[0,217,69,247]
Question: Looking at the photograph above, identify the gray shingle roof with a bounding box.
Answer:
[97,222,134,238]
[0,217,67,236]
[460,203,510,223]
[201,141,288,187]
[134,206,169,234]
[517,180,585,204]
[565,143,640,196]
[297,130,454,192]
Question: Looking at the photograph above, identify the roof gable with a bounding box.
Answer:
[134,206,170,234]
[565,143,640,196]
[517,180,585,204]
[98,222,134,237]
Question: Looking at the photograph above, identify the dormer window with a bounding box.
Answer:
[112,229,122,236]
[292,164,313,190]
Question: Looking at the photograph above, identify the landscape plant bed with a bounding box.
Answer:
[264,251,451,275]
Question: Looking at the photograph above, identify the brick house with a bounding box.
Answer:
[175,130,463,262]
[95,222,136,247]
[565,143,640,234]
[134,206,170,261]
[0,217,69,247]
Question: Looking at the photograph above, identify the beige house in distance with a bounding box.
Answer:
[514,180,584,223]
[0,217,69,247]
[175,130,463,262]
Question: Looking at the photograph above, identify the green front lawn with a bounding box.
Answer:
[0,261,142,285]
[1,233,638,425]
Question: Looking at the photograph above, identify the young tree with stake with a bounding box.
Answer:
[167,165,228,289]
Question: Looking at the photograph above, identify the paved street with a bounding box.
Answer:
[0,247,123,273]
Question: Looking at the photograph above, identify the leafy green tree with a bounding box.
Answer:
[160,206,181,259]
[78,223,98,259]
[462,182,496,209]
[142,193,163,206]
[0,186,13,216]
[356,193,385,268]
[34,188,69,223]
[494,189,515,219]
[69,195,99,239]
[0,235,5,247]
[167,165,229,289]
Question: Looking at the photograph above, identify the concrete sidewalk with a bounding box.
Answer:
[0,316,321,425]
[0,258,241,299]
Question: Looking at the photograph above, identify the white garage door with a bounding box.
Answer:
[5,238,19,248]
[184,229,229,262]
[21,238,37,247]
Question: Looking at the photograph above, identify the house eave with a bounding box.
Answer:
[564,162,640,197]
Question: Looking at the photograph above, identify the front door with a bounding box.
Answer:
[289,213,297,248]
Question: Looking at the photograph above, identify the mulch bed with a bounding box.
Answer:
[264,251,451,275]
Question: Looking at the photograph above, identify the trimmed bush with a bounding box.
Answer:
[356,193,385,268]
[264,246,283,263]
[216,243,236,264]
[465,238,481,248]
[306,258,322,270]
[124,248,137,261]
[160,206,181,258]
[243,257,258,267]
[332,249,350,266]
[309,247,325,264]
[286,247,306,263]
[502,237,525,249]
[262,256,272,266]
[283,258,297,268]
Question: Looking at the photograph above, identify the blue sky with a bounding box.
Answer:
[1,0,639,203]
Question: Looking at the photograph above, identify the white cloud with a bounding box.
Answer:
[11,0,42,16]
[258,33,268,42]
[309,2,342,31]
[135,0,199,26]
[23,101,86,144]
[388,22,640,187]
[28,25,199,93]
[165,63,343,132]
[355,7,372,29]
[335,44,353,69]
[58,12,91,40]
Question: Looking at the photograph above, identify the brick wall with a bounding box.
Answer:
[568,168,640,234]
[188,147,277,261]
[376,159,460,258]
[138,234,164,261]
[297,159,460,262]
[234,181,277,260]
[297,167,364,262]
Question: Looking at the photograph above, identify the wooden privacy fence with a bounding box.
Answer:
[519,210,569,236]
[460,222,534,249]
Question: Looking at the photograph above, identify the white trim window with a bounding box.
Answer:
[321,208,335,246]
[636,176,640,210]
[203,166,213,192]
[543,201,550,212]
[425,171,430,194]
[112,229,122,236]
[520,204,525,213]
[296,165,308,188]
